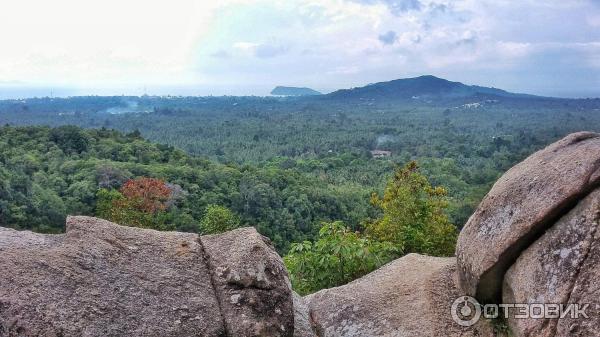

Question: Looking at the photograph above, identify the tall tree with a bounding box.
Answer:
[367,161,457,256]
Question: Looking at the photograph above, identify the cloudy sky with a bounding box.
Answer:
[0,0,598,97]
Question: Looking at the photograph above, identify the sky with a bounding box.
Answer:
[0,0,598,98]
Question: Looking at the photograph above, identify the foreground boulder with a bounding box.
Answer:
[0,216,293,337]
[292,292,317,337]
[305,254,495,337]
[200,228,293,336]
[456,132,600,303]
[503,189,600,337]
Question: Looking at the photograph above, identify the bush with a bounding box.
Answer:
[199,204,241,234]
[284,221,398,295]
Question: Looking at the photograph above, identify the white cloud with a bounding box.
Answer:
[0,0,236,85]
[0,0,598,96]
[495,42,532,58]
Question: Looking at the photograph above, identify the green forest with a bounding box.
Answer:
[1,80,599,292]
[2,92,599,229]
[0,125,377,252]
[0,125,458,292]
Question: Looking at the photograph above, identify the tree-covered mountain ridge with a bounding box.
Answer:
[271,86,322,96]
[325,75,542,101]
[0,75,598,246]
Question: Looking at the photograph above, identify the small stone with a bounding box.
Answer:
[230,294,242,305]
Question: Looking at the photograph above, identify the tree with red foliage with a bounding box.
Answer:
[120,177,171,214]
[97,177,174,230]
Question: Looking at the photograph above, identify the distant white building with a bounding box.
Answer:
[370,150,392,158]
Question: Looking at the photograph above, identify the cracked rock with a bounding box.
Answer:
[457,132,600,303]
[201,227,294,337]
[503,189,600,337]
[0,217,294,337]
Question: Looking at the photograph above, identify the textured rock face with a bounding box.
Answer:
[200,228,294,337]
[292,292,317,337]
[305,254,495,337]
[0,216,223,337]
[456,132,600,303]
[503,189,600,337]
[0,216,294,337]
[555,223,600,336]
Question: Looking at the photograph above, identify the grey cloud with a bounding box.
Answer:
[457,37,477,45]
[378,31,398,45]
[386,0,422,14]
[210,50,230,58]
[429,3,447,13]
[351,0,422,15]
[254,44,289,58]
[456,32,477,46]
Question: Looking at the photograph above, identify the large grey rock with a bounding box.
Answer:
[503,189,600,337]
[555,206,600,337]
[0,216,224,337]
[200,227,294,337]
[0,216,294,337]
[457,132,600,303]
[305,254,496,337]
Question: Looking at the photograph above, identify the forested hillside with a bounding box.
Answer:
[0,125,460,293]
[0,126,378,251]
[1,83,599,227]
[1,77,599,292]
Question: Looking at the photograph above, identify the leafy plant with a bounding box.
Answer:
[199,204,241,234]
[285,161,457,294]
[284,221,398,295]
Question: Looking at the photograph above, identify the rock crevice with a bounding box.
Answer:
[199,228,294,337]
[477,183,598,304]
[197,238,230,337]
[457,131,600,303]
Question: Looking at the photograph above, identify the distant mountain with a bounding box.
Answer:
[325,75,535,101]
[271,86,322,96]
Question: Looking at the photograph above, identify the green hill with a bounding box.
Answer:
[271,86,322,96]
[325,75,535,101]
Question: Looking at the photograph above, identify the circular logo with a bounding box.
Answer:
[451,296,482,327]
